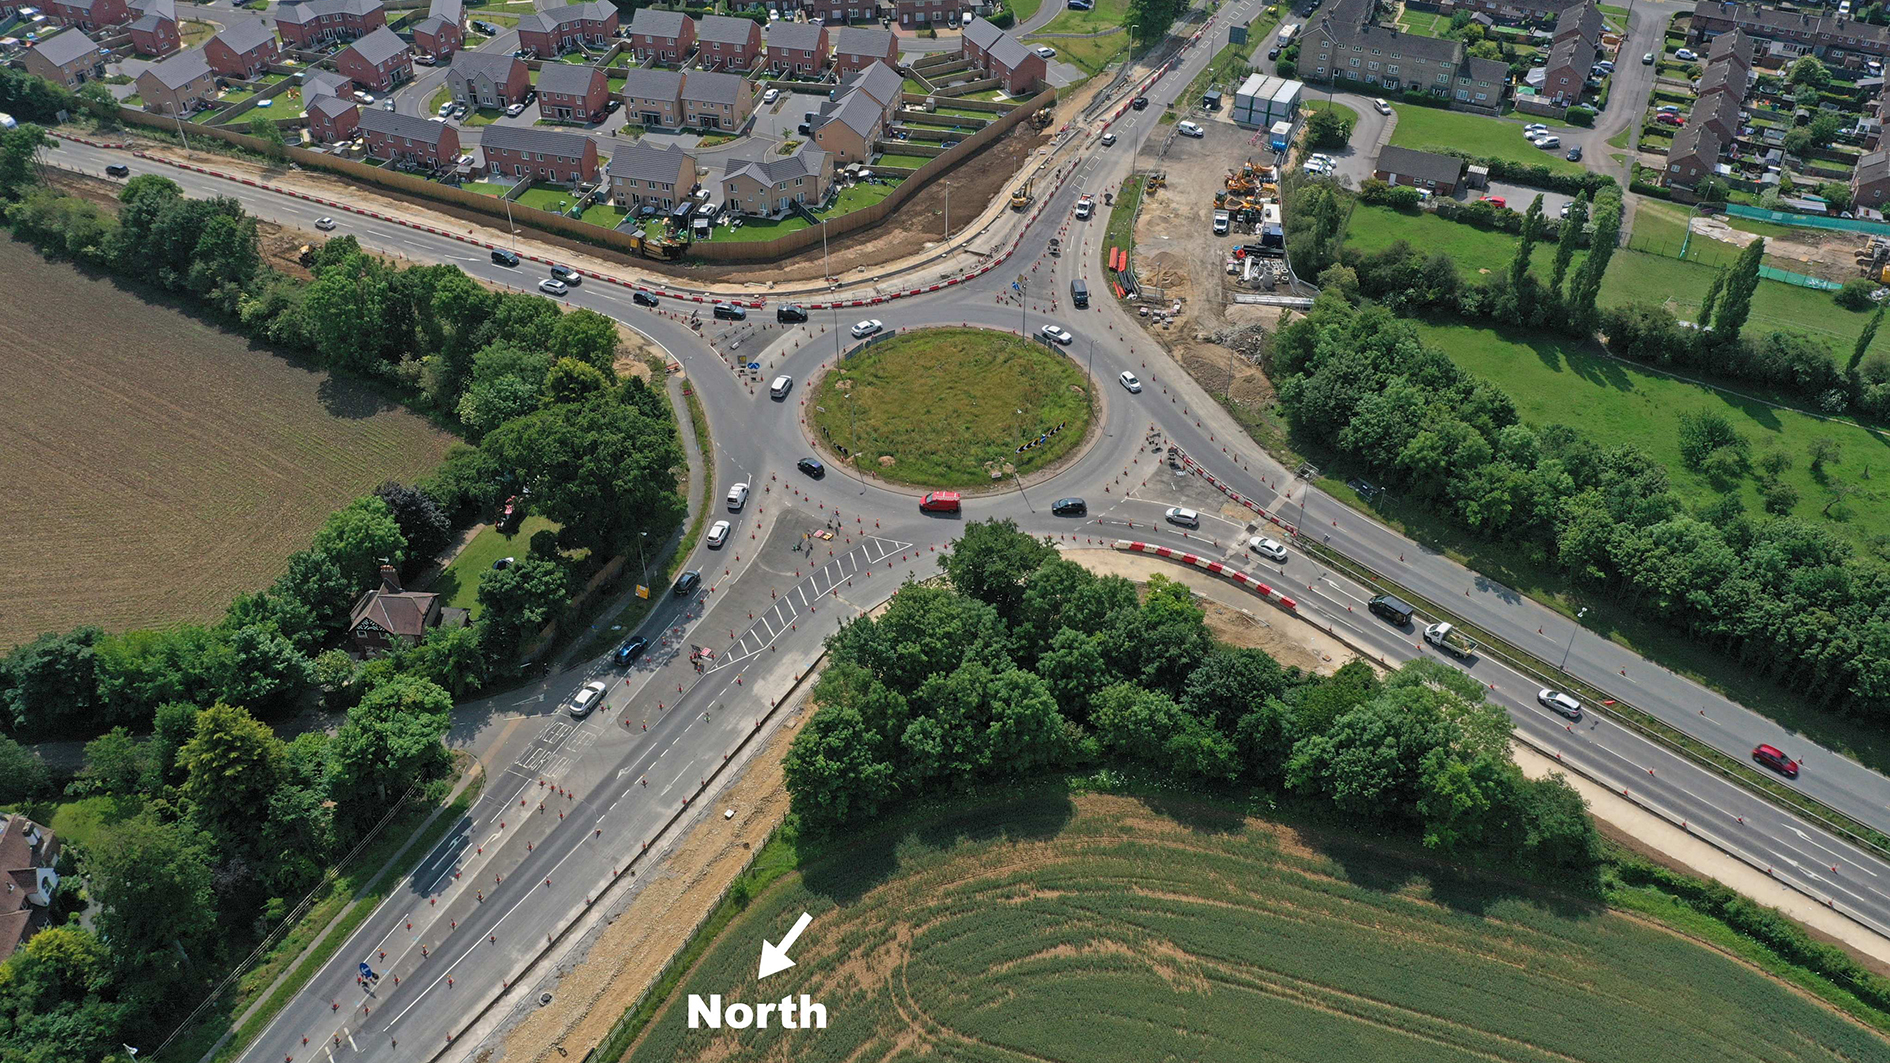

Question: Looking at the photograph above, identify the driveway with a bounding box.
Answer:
[1315,89,1392,188]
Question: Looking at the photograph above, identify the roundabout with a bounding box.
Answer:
[805,328,1097,490]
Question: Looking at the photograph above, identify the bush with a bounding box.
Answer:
[1565,105,1595,127]
[1835,276,1878,310]
[1433,149,1617,196]
[1306,105,1354,149]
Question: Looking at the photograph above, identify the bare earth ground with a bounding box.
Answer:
[0,237,457,647]
[1689,214,1870,283]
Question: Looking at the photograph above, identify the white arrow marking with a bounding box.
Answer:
[758,912,813,981]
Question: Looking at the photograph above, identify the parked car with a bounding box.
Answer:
[1267,46,1280,60]
[1752,744,1800,777]
[414,53,437,65]
[505,102,526,117]
[1373,97,1392,115]
[314,216,337,230]
[611,636,649,667]
[353,90,374,104]
[492,248,520,266]
[1656,104,1681,114]
[1040,324,1074,345]
[438,100,454,117]
[450,102,468,118]
[633,290,659,307]
[850,318,883,338]
[1535,134,1560,149]
[1655,112,1683,126]
[538,278,568,296]
[762,87,779,104]
[491,556,514,570]
[1536,688,1583,720]
[1566,145,1583,161]
[1176,120,1205,137]
[1119,370,1142,392]
[1479,195,1507,208]
[567,680,607,717]
[706,519,731,548]
[1248,536,1287,562]
[105,163,130,177]
[1034,45,1057,59]
[1523,122,1547,137]
[1675,47,1697,61]
[1164,507,1200,528]
[1642,51,1655,64]
[1051,497,1087,517]
[381,98,396,110]
[726,482,750,510]
[797,456,825,478]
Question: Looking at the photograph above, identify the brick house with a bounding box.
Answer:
[348,565,451,655]
[273,0,385,48]
[0,815,61,966]
[1304,0,1508,117]
[680,69,753,130]
[301,68,351,101]
[411,0,462,57]
[809,88,880,163]
[134,47,215,114]
[536,62,608,123]
[1854,148,1890,210]
[305,91,360,141]
[721,143,829,216]
[1664,122,1722,188]
[627,7,694,63]
[1540,35,1592,106]
[840,59,901,121]
[357,106,460,167]
[895,0,953,28]
[1690,0,1890,70]
[696,13,762,71]
[1372,145,1464,194]
[480,123,598,184]
[1436,0,1583,25]
[449,50,528,109]
[620,67,685,127]
[19,30,103,89]
[606,140,695,209]
[128,7,179,56]
[335,25,412,93]
[204,19,280,79]
[765,20,828,75]
[832,26,895,76]
[515,0,617,57]
[44,0,126,32]
[961,16,1045,96]
[1696,89,1741,142]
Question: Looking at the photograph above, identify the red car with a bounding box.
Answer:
[1655,112,1684,127]
[1479,195,1507,209]
[1752,744,1800,778]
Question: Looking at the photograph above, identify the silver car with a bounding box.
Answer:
[568,680,607,717]
[1536,688,1583,720]
[1165,507,1200,528]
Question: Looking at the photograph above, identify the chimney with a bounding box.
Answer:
[380,564,402,593]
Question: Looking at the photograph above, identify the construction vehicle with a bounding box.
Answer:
[1010,178,1033,211]
[1145,171,1167,192]
[1031,105,1055,129]
[625,228,685,261]
[1423,622,1478,659]
[1074,194,1095,220]
[295,243,317,266]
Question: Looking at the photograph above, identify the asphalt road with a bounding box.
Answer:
[44,7,1890,1054]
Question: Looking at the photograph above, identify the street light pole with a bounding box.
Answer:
[1559,607,1589,671]
[636,530,648,589]
[821,217,829,281]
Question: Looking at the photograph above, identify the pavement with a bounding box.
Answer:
[45,1,1890,1057]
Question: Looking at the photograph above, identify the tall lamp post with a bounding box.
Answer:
[1559,607,1589,671]
[636,530,648,590]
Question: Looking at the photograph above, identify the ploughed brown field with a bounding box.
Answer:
[0,238,456,649]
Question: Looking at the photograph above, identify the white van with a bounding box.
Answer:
[770,374,793,399]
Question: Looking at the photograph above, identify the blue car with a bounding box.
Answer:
[612,636,650,667]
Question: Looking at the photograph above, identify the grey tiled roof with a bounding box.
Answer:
[726,143,825,186]
[32,29,101,66]
[606,140,694,182]
[211,17,276,55]
[628,7,687,36]
[428,0,461,22]
[518,0,614,32]
[480,122,593,158]
[276,0,382,25]
[767,20,823,51]
[833,25,891,56]
[130,14,169,33]
[696,13,758,46]
[131,0,175,21]
[681,69,744,105]
[1374,145,1462,186]
[962,16,1033,69]
[308,92,357,118]
[619,67,684,100]
[452,50,523,83]
[842,60,901,107]
[302,69,351,98]
[535,61,602,96]
[144,47,210,87]
[344,26,408,66]
[358,106,453,142]
[814,88,879,137]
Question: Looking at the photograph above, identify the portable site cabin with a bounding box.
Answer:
[1233,73,1302,130]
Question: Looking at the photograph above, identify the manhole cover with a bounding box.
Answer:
[539,992,554,1007]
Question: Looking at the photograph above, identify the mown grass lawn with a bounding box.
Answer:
[431,515,558,613]
[807,328,1092,488]
[515,184,582,213]
[1043,32,1128,75]
[1396,8,1451,35]
[874,152,937,169]
[577,200,629,228]
[1343,203,1588,280]
[699,181,900,243]
[1388,106,1586,173]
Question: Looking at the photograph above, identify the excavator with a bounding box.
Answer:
[1010,177,1033,211]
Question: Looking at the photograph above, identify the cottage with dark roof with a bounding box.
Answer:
[0,815,60,966]
[357,106,461,167]
[832,25,895,76]
[1855,147,1890,210]
[696,13,762,71]
[766,20,829,75]
[1304,6,1508,115]
[412,0,463,57]
[274,0,386,47]
[306,91,360,142]
[607,140,695,209]
[627,7,694,62]
[961,16,1045,95]
[620,67,685,127]
[721,143,830,217]
[1664,122,1722,189]
[516,0,617,57]
[1372,145,1465,194]
[336,25,411,92]
[135,47,214,114]
[1539,0,1599,106]
[450,52,529,109]
[204,18,280,79]
[840,60,901,120]
[536,62,609,123]
[20,29,103,88]
[681,69,754,130]
[349,565,458,654]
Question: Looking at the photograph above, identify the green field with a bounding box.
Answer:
[1041,30,1129,75]
[1410,322,1890,554]
[1343,203,1589,280]
[623,791,1888,1063]
[807,328,1093,487]
[431,515,557,613]
[1036,0,1125,35]
[1388,106,1585,173]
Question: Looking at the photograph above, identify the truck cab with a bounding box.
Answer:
[1212,211,1231,235]
[1074,194,1094,220]
[1423,621,1478,659]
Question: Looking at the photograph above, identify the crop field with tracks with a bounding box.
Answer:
[0,239,456,649]
[626,791,1886,1063]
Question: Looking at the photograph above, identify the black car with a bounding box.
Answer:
[612,635,650,667]
[797,457,826,478]
[491,248,520,267]
[1267,46,1281,60]
[1131,96,1149,110]
[633,290,660,307]
[673,570,701,597]
[607,98,621,112]
[1051,497,1087,517]
[105,163,130,178]
[1566,146,1583,161]
[776,304,809,323]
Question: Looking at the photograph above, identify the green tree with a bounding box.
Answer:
[1851,301,1885,381]
[311,649,360,709]
[143,701,200,791]
[75,80,120,125]
[1510,773,1602,872]
[1676,410,1748,471]
[246,112,287,155]
[1788,54,1830,87]
[402,624,489,699]
[311,495,408,592]
[177,702,284,849]
[1,626,104,740]
[1565,191,1622,333]
[1697,268,1726,328]
[1090,682,1238,780]
[1808,436,1842,478]
[1304,105,1353,149]
[475,554,571,662]
[1181,647,1287,735]
[218,621,313,715]
[1713,236,1764,342]
[326,675,451,836]
[782,703,898,832]
[541,356,613,405]
[0,734,49,803]
[74,727,148,797]
[87,812,216,985]
[547,307,621,371]
[1505,194,1545,317]
[373,481,453,567]
[302,249,396,375]
[1808,110,1843,148]
[1836,277,1879,311]
[1548,191,1588,300]
[0,123,52,199]
[940,519,1058,622]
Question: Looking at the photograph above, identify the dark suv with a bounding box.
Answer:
[1367,594,1415,626]
[612,636,649,667]
[776,304,809,323]
[491,248,520,267]
[673,570,701,597]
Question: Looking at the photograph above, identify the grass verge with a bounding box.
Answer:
[668,386,714,583]
[1101,172,1143,287]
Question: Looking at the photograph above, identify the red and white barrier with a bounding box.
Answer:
[1113,540,1297,610]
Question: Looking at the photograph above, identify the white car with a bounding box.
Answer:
[567,680,608,718]
[1537,688,1583,720]
[1248,536,1287,562]
[1119,370,1142,392]
[762,87,779,104]
[706,519,731,548]
[1373,97,1392,115]
[1675,48,1697,61]
[1309,152,1334,165]
[437,101,454,117]
[1535,135,1560,150]
[1523,122,1547,137]
[1040,324,1073,345]
[850,318,883,338]
[1176,120,1205,137]
[1100,132,1116,146]
[538,278,569,296]
[353,91,375,104]
[504,102,526,117]
[726,482,750,510]
[314,216,337,231]
[1035,45,1057,59]
[1164,507,1200,529]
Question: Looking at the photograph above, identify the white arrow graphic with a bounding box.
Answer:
[758,912,813,981]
